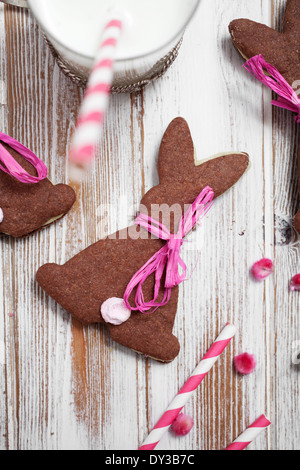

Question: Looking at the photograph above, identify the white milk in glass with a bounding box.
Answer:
[28,0,200,87]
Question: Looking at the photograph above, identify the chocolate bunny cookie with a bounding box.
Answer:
[36,118,249,362]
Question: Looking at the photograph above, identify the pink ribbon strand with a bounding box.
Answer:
[123,186,214,314]
[0,132,48,184]
[243,54,300,123]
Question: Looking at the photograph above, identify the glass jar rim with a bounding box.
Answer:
[27,0,200,63]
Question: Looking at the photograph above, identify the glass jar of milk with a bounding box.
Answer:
[13,0,200,90]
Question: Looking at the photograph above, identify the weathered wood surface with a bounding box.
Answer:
[0,0,299,450]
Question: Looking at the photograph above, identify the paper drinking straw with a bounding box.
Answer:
[139,323,236,450]
[68,10,126,180]
[225,414,271,450]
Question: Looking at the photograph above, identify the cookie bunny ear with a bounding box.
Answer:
[157,118,249,194]
[140,118,249,234]
[229,19,282,63]
[158,117,196,183]
[47,183,77,219]
[194,152,249,198]
[142,116,249,207]
[284,0,300,34]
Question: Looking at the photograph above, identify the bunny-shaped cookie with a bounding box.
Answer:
[229,0,300,232]
[37,118,249,362]
[229,0,300,87]
[0,137,76,237]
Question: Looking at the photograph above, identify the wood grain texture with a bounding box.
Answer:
[0,0,299,450]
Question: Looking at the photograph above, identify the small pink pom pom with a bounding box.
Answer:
[290,274,300,292]
[234,353,256,375]
[251,258,273,281]
[171,413,194,437]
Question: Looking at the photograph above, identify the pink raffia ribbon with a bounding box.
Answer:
[0,132,47,183]
[226,414,271,450]
[243,54,300,123]
[123,186,214,314]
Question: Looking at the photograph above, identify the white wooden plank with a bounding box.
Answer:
[0,2,19,452]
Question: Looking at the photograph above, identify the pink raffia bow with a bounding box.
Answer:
[123,186,214,314]
[0,132,48,183]
[243,54,300,123]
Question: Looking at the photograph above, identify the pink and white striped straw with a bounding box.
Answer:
[226,414,271,450]
[68,11,125,178]
[139,323,236,450]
